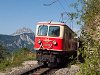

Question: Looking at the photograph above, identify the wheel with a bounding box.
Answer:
[48,62,57,68]
[37,61,44,65]
[38,61,48,67]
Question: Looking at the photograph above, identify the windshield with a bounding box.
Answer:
[37,25,60,37]
[48,26,60,37]
[38,25,48,36]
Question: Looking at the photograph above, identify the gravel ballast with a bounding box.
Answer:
[0,60,37,75]
[0,61,80,75]
[54,65,80,75]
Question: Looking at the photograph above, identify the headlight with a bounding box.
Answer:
[38,39,42,44]
[53,40,57,45]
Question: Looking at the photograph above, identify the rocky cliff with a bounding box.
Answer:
[0,27,35,52]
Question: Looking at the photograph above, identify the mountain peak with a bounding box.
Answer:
[12,27,34,36]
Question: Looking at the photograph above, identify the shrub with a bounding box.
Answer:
[0,47,36,71]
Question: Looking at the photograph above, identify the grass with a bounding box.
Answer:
[0,48,36,71]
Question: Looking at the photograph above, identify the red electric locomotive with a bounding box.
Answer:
[34,21,78,67]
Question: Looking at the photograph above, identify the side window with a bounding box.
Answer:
[65,30,68,38]
[64,27,68,38]
[69,32,72,39]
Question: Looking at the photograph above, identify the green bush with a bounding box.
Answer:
[0,48,36,71]
[68,0,100,74]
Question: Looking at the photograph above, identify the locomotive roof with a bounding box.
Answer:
[37,21,65,25]
[37,21,76,35]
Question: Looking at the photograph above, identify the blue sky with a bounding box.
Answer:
[0,0,81,35]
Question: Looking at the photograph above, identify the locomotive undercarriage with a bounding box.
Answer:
[36,49,77,68]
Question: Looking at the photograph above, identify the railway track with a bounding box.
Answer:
[20,65,51,75]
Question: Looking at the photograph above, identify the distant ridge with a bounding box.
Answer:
[0,27,35,52]
[12,27,34,36]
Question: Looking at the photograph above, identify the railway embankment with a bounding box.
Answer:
[54,65,80,75]
[0,60,80,75]
[0,60,37,75]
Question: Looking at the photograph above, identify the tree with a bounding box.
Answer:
[44,0,100,74]
[0,44,9,62]
[75,0,100,75]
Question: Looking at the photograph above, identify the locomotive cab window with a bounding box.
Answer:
[38,25,48,36]
[48,26,60,37]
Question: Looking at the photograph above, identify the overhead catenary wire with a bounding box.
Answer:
[57,0,74,29]
[58,0,67,12]
[43,0,59,6]
[57,0,69,22]
[43,0,74,29]
[64,0,68,4]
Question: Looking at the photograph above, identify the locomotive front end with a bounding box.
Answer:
[34,22,65,67]
[34,22,64,51]
[34,21,78,67]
